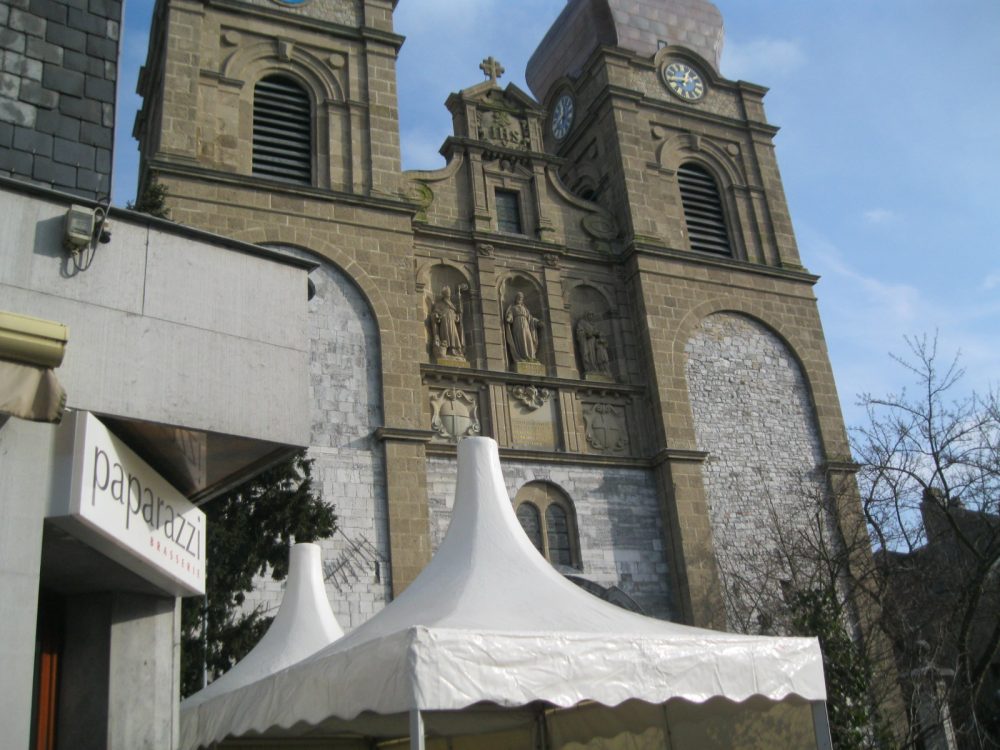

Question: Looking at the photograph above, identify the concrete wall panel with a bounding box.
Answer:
[3,284,309,444]
[144,228,308,350]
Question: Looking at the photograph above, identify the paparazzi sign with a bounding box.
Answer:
[57,412,205,596]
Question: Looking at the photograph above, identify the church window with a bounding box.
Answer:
[253,74,312,184]
[513,482,580,569]
[545,504,573,566]
[516,502,544,554]
[495,190,523,234]
[678,162,731,255]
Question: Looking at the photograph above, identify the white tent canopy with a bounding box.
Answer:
[181,542,344,713]
[181,437,830,749]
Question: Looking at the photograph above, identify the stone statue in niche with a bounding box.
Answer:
[505,292,545,374]
[430,285,468,365]
[575,313,613,381]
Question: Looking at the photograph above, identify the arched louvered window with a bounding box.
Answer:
[678,162,731,255]
[513,483,580,569]
[253,75,312,184]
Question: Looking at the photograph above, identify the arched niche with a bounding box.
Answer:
[422,263,472,365]
[498,274,548,374]
[567,284,615,382]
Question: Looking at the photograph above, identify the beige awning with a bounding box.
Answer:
[0,359,67,422]
[0,311,69,423]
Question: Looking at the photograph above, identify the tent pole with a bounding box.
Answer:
[409,708,425,750]
[811,701,833,750]
[537,705,549,750]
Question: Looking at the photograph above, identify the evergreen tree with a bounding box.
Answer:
[127,174,170,219]
[180,451,335,698]
[790,587,893,748]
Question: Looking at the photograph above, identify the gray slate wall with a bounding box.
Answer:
[0,0,119,199]
[685,313,828,630]
[243,249,392,632]
[427,456,673,620]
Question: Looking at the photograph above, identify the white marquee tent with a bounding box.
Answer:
[181,542,344,713]
[181,437,832,749]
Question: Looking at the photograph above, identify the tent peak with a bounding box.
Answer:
[181,542,343,710]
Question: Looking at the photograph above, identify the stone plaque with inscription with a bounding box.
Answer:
[510,392,558,450]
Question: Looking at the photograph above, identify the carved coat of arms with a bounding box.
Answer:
[430,388,480,441]
[583,403,628,453]
[478,109,529,150]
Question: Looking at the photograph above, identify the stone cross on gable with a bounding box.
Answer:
[479,56,505,84]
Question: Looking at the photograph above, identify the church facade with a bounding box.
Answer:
[135,0,856,631]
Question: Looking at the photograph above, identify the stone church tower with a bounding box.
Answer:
[135,0,857,631]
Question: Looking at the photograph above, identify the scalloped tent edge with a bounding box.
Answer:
[180,437,833,750]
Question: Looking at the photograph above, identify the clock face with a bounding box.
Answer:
[551,94,575,140]
[663,61,706,102]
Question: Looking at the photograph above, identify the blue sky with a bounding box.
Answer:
[114,1,1000,430]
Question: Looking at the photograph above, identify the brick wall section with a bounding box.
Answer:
[426,456,673,620]
[0,0,118,198]
[684,312,827,630]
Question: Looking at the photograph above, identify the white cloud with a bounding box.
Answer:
[800,225,1000,426]
[812,241,921,324]
[862,208,897,225]
[721,38,805,82]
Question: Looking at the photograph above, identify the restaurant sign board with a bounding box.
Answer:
[51,411,206,596]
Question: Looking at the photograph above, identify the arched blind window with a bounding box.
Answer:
[253,75,312,184]
[678,162,731,255]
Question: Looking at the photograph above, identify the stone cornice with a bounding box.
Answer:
[622,240,820,286]
[425,442,651,470]
[374,427,435,444]
[145,158,418,216]
[421,364,645,397]
[824,460,860,474]
[650,448,709,466]
[204,0,405,51]
[411,224,617,265]
[440,137,566,168]
[603,85,781,137]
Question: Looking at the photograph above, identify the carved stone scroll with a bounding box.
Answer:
[510,384,553,411]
